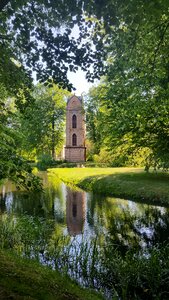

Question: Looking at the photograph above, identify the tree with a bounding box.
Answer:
[85,84,106,157]
[0,0,108,91]
[86,0,169,168]
[20,83,70,160]
[1,1,168,90]
[0,0,93,188]
[0,84,42,190]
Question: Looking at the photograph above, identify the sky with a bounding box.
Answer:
[33,68,97,95]
[67,69,96,96]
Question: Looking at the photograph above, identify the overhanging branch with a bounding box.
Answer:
[0,0,10,12]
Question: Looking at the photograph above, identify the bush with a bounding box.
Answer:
[36,154,65,170]
[92,146,151,168]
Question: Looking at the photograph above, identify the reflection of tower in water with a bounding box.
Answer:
[66,188,86,236]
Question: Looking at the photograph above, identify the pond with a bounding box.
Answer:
[1,172,169,299]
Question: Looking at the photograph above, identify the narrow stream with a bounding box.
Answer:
[0,172,169,298]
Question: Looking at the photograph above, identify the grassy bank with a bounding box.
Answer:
[0,250,103,300]
[48,167,169,205]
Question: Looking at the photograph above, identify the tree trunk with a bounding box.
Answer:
[51,112,56,160]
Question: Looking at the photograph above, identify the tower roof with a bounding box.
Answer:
[67,95,82,105]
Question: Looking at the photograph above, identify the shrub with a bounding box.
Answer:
[37,154,65,170]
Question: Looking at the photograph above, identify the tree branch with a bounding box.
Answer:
[150,21,169,84]
[0,0,10,12]
[0,34,12,40]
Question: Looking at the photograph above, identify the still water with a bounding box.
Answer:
[0,172,169,297]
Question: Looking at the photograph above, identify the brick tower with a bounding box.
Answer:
[64,95,86,162]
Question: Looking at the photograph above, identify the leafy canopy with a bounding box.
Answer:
[85,0,169,168]
[0,0,108,90]
[20,83,70,159]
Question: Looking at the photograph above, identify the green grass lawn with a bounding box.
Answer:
[0,250,103,300]
[48,167,169,205]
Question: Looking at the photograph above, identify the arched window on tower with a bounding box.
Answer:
[72,114,77,128]
[72,134,77,146]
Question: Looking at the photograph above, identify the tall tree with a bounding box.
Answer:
[87,0,169,168]
[20,84,70,159]
[0,83,42,189]
[85,84,106,155]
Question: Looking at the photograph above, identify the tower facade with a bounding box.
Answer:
[64,95,86,162]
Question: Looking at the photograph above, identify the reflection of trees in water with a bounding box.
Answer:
[1,178,169,254]
[132,207,169,247]
[66,188,86,236]
[86,194,169,255]
[86,193,107,231]
[0,190,53,217]
[108,206,169,254]
[0,175,65,219]
[0,194,6,213]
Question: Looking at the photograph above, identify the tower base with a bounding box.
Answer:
[64,146,86,162]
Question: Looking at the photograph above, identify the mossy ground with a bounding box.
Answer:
[48,167,169,205]
[0,250,103,300]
